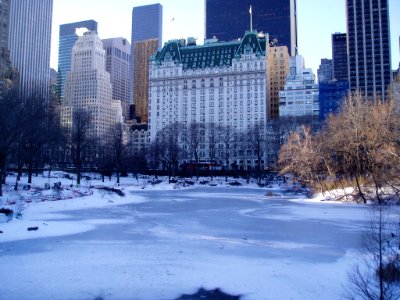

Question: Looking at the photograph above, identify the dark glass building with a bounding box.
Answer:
[346,0,392,101]
[205,0,297,56]
[58,20,98,100]
[319,80,349,121]
[331,33,348,81]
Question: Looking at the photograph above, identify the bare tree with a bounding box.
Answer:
[0,89,25,196]
[151,122,183,182]
[17,92,50,184]
[219,125,235,182]
[207,122,219,181]
[186,122,204,179]
[344,204,400,300]
[247,122,267,184]
[70,109,93,185]
[279,92,400,203]
[109,123,128,184]
[95,140,114,182]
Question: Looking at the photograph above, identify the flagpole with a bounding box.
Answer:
[249,5,253,32]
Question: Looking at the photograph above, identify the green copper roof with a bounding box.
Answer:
[152,31,267,70]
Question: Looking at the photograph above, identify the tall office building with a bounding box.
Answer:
[58,20,98,101]
[130,3,162,115]
[279,55,319,117]
[133,39,158,123]
[8,0,53,100]
[332,33,348,81]
[102,37,131,121]
[0,0,15,97]
[267,45,289,119]
[62,31,117,140]
[317,59,333,83]
[206,0,297,56]
[0,0,10,68]
[346,0,392,101]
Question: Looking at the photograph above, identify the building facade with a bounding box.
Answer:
[279,55,319,117]
[102,37,131,121]
[319,80,349,120]
[133,39,158,123]
[205,0,297,56]
[317,58,333,83]
[61,31,117,140]
[332,33,348,81]
[8,0,53,100]
[148,32,269,168]
[267,45,289,119]
[130,3,162,110]
[58,20,98,101]
[346,0,392,100]
[0,0,16,97]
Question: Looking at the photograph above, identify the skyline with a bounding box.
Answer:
[51,0,400,75]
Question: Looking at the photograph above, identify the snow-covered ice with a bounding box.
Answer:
[0,175,369,300]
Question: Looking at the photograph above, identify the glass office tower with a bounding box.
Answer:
[205,0,297,56]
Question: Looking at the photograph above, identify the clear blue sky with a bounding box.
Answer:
[51,0,400,74]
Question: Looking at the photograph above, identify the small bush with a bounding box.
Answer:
[97,186,125,197]
[150,179,162,185]
[0,208,13,216]
[381,260,400,283]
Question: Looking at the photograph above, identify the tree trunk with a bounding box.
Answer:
[17,162,23,181]
[77,165,81,185]
[28,161,33,184]
[0,169,3,197]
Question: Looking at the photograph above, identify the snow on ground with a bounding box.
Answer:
[0,172,370,300]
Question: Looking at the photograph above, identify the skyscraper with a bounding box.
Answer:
[0,0,10,63]
[0,0,14,96]
[332,33,348,81]
[130,3,162,112]
[8,0,53,99]
[346,0,392,101]
[62,31,117,140]
[205,0,297,56]
[267,45,289,119]
[102,37,131,121]
[58,20,98,101]
[133,39,158,123]
[317,59,333,83]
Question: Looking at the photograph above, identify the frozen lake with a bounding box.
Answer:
[0,186,368,299]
